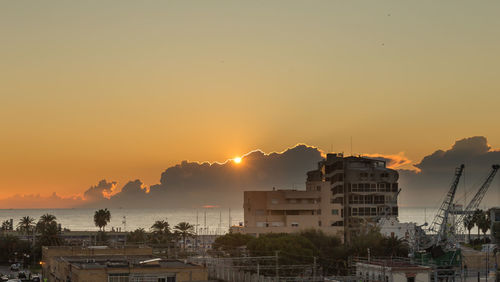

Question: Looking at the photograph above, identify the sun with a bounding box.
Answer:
[233,157,242,164]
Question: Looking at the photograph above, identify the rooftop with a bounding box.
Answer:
[58,255,202,270]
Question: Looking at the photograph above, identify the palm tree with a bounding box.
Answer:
[382,236,408,257]
[36,214,57,233]
[174,222,195,251]
[464,215,475,243]
[473,209,483,242]
[477,210,491,239]
[17,216,35,235]
[1,220,12,231]
[94,209,111,231]
[128,228,148,243]
[150,220,170,244]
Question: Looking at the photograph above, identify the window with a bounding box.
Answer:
[331,209,339,215]
[331,221,343,226]
[271,199,278,204]
[407,277,415,282]
[316,186,321,191]
[291,222,299,227]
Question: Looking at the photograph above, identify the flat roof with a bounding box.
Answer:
[57,256,202,270]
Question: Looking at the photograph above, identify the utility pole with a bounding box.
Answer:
[486,247,489,282]
[228,208,231,231]
[275,250,279,281]
[195,210,199,251]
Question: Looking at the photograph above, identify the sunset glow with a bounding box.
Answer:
[1,1,500,208]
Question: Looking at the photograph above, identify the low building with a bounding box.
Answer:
[356,259,431,282]
[242,183,343,237]
[378,217,417,247]
[42,246,208,282]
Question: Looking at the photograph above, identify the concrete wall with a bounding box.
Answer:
[242,188,343,237]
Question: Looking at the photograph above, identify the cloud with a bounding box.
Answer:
[363,152,415,171]
[98,144,325,208]
[2,137,498,209]
[398,136,500,207]
[83,180,117,202]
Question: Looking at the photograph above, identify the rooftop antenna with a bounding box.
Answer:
[122,216,126,232]
[350,136,353,156]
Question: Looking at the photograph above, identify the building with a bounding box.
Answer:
[243,182,342,236]
[317,154,399,242]
[242,154,400,241]
[378,217,417,247]
[42,246,208,282]
[489,207,500,243]
[356,259,431,282]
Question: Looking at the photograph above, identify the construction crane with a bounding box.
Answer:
[454,164,500,236]
[426,164,465,248]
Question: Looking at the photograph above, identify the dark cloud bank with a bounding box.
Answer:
[82,145,324,208]
[81,137,500,209]
[398,136,500,207]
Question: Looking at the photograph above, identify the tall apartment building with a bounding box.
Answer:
[241,154,399,242]
[320,153,399,242]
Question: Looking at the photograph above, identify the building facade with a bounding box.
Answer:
[356,260,431,282]
[42,246,208,282]
[242,154,399,242]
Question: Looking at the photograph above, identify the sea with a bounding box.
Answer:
[0,207,440,234]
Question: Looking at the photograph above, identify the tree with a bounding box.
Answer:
[128,228,148,243]
[36,214,57,233]
[94,209,111,231]
[299,229,343,275]
[473,209,483,241]
[464,215,475,243]
[150,220,171,244]
[213,233,253,256]
[37,220,62,246]
[247,233,316,276]
[476,210,491,239]
[381,236,408,257]
[1,220,13,231]
[174,222,195,251]
[17,216,35,235]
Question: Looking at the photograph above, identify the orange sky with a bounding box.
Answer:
[1,1,500,199]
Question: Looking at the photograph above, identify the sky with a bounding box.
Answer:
[1,1,500,203]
